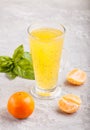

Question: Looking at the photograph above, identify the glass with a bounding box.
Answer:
[28,23,66,99]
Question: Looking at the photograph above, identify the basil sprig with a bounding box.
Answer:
[0,45,35,80]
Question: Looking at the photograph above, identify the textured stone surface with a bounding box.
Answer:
[0,0,90,130]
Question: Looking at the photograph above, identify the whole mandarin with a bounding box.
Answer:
[7,91,35,119]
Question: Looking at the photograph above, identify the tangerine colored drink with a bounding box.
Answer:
[29,28,64,90]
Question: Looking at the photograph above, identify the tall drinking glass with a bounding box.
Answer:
[28,23,65,99]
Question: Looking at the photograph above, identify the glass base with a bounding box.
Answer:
[30,86,61,99]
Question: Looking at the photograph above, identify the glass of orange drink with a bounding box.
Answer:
[28,23,65,99]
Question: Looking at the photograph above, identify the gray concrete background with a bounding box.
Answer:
[0,0,90,130]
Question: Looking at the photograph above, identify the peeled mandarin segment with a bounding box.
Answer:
[67,69,87,85]
[58,94,81,114]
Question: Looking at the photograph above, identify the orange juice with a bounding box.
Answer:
[30,28,64,90]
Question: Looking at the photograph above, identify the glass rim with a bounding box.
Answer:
[27,23,66,40]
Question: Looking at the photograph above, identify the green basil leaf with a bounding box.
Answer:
[22,52,34,69]
[0,45,35,80]
[0,66,13,73]
[14,58,35,80]
[6,71,17,79]
[0,56,14,72]
[14,66,35,80]
[18,58,33,69]
[0,56,12,65]
[13,45,24,62]
[22,52,32,62]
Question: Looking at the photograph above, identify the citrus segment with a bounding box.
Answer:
[58,94,81,113]
[67,69,87,85]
